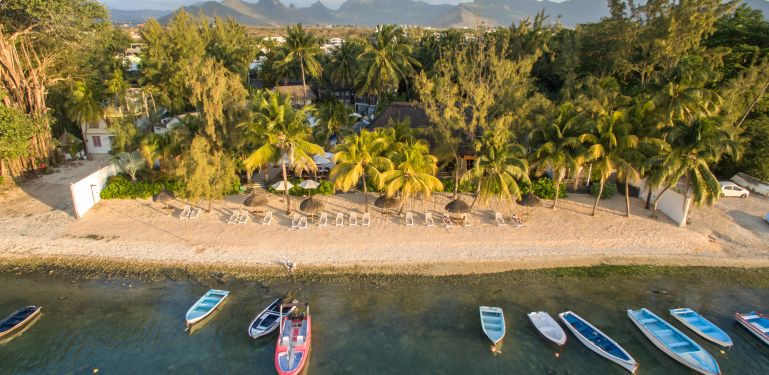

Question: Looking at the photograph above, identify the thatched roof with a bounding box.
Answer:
[445,199,471,213]
[299,197,324,213]
[276,85,317,102]
[374,195,399,209]
[368,102,432,129]
[243,192,268,208]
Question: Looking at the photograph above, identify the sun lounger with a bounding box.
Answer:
[494,212,507,227]
[291,214,300,229]
[180,205,191,219]
[362,212,371,226]
[511,214,524,227]
[237,211,249,224]
[443,213,453,228]
[461,213,471,227]
[405,212,415,226]
[262,211,273,225]
[335,212,344,226]
[189,207,200,219]
[425,212,435,227]
[226,210,239,224]
[298,216,308,230]
[349,212,358,226]
[319,212,328,227]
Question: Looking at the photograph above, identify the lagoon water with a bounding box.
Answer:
[1,268,768,374]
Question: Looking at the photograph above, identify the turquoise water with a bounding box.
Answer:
[1,268,768,374]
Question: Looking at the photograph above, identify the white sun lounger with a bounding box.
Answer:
[511,214,524,227]
[425,212,435,227]
[494,212,506,227]
[180,205,191,219]
[349,212,358,226]
[226,210,239,224]
[443,213,453,228]
[319,212,328,227]
[335,212,344,226]
[405,212,415,226]
[291,214,300,229]
[262,211,273,225]
[362,212,371,226]
[298,216,308,230]
[237,211,249,224]
[189,207,201,219]
[461,213,471,227]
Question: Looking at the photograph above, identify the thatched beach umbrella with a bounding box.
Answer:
[299,197,324,215]
[153,189,175,211]
[518,193,541,207]
[445,199,471,214]
[243,191,268,209]
[374,195,399,209]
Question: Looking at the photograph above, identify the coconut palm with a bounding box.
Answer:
[381,140,443,210]
[357,24,421,100]
[66,81,103,154]
[277,24,323,102]
[240,92,323,214]
[315,99,354,146]
[330,129,393,212]
[469,131,530,209]
[327,39,364,90]
[529,103,590,209]
[646,117,741,226]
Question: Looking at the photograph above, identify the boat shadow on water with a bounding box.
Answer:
[0,312,42,345]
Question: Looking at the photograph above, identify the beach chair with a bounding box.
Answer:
[189,207,201,219]
[443,213,453,228]
[180,205,191,219]
[262,211,273,225]
[461,213,471,227]
[318,212,328,227]
[291,214,300,229]
[405,212,415,226]
[511,213,524,227]
[226,210,239,224]
[362,212,371,226]
[425,212,435,227]
[494,212,507,227]
[298,216,308,230]
[349,212,358,226]
[238,211,249,224]
[335,212,344,227]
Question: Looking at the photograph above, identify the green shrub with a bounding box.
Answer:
[101,174,187,199]
[441,178,476,194]
[521,177,567,200]
[590,181,617,199]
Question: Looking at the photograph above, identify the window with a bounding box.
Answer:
[92,136,102,148]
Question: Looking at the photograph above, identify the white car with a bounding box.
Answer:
[719,181,750,198]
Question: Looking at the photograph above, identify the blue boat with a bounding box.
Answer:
[670,308,733,347]
[628,308,720,375]
[559,311,638,373]
[0,306,41,341]
[185,289,229,328]
[736,311,769,347]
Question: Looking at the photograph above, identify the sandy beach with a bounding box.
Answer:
[1,160,768,276]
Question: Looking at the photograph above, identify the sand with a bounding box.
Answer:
[0,160,768,276]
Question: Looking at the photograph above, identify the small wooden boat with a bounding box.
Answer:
[479,306,506,345]
[185,289,229,328]
[559,311,638,374]
[736,311,769,347]
[248,298,298,339]
[628,308,719,375]
[670,308,733,347]
[275,302,311,375]
[0,306,41,340]
[528,311,567,346]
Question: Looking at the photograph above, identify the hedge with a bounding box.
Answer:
[590,181,617,199]
[521,177,567,200]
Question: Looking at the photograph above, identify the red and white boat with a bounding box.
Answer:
[275,302,311,375]
[736,311,769,347]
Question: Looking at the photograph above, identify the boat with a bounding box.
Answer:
[248,298,298,339]
[527,311,567,346]
[0,306,41,340]
[736,311,769,347]
[559,311,638,373]
[628,308,720,375]
[275,302,311,375]
[669,308,733,347]
[479,306,506,345]
[185,289,229,328]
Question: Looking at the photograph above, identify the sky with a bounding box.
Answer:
[101,0,468,11]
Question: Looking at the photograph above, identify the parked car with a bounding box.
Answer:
[719,181,750,198]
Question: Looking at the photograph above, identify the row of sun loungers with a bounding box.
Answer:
[179,205,201,220]
[227,210,273,225]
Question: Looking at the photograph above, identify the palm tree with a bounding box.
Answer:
[327,40,363,90]
[65,81,103,155]
[646,117,741,226]
[468,131,530,210]
[277,24,323,103]
[381,140,443,211]
[330,129,393,212]
[315,99,354,146]
[357,24,421,101]
[240,92,324,214]
[529,103,590,209]
[584,109,642,217]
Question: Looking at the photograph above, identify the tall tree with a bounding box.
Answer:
[468,131,530,210]
[277,24,323,102]
[381,140,443,211]
[326,39,364,91]
[358,24,420,100]
[175,136,239,211]
[65,81,103,154]
[330,129,393,212]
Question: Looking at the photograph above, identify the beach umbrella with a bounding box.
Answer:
[272,181,294,191]
[243,191,268,208]
[445,199,471,214]
[153,189,175,211]
[313,155,331,165]
[298,179,320,196]
[518,193,541,207]
[374,195,399,209]
[299,197,324,214]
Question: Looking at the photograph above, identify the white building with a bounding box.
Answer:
[82,118,116,154]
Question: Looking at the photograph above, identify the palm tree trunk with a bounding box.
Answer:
[645,188,652,210]
[300,55,307,105]
[651,184,672,218]
[591,179,605,216]
[679,176,691,228]
[362,169,369,213]
[281,156,291,215]
[624,180,631,217]
[470,178,482,210]
[552,171,564,210]
[452,156,461,199]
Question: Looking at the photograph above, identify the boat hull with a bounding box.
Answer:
[736,312,769,347]
[248,299,297,339]
[528,311,567,346]
[559,311,637,374]
[185,289,229,328]
[0,306,41,340]
[479,306,506,345]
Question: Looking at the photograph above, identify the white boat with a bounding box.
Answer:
[479,306,505,345]
[628,308,719,375]
[670,308,733,347]
[248,298,297,339]
[528,311,567,346]
[559,311,638,374]
[185,289,229,328]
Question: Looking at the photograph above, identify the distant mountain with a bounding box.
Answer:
[109,8,172,24]
[120,0,769,28]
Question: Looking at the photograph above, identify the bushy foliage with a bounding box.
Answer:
[101,175,164,199]
[521,177,567,200]
[590,181,617,199]
[0,104,35,161]
[441,178,477,194]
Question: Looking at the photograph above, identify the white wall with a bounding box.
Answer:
[70,164,117,218]
[637,180,690,226]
